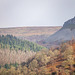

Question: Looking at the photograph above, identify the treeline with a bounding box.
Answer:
[0,35,46,52]
[0,41,75,75]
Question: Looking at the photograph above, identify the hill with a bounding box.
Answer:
[0,26,61,42]
[43,17,75,48]
[0,40,75,75]
[0,35,46,65]
[0,35,46,52]
[62,16,75,30]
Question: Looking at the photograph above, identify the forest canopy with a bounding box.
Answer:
[0,35,46,52]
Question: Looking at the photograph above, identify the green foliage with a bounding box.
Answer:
[0,35,46,52]
[10,62,19,68]
[4,64,10,69]
[0,40,74,75]
[0,65,1,69]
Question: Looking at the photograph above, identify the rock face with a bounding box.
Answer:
[45,17,75,47]
[62,16,75,30]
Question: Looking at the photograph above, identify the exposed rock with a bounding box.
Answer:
[44,17,75,48]
[62,16,75,30]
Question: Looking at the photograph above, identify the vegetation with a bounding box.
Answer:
[0,49,36,65]
[0,40,75,75]
[0,35,47,65]
[0,35,46,52]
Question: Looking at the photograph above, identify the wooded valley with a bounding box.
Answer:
[0,35,75,75]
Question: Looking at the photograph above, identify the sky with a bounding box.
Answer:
[0,0,75,28]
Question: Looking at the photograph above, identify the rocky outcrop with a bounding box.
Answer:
[44,17,75,48]
[62,16,75,30]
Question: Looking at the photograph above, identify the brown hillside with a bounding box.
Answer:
[0,26,61,36]
[0,26,61,42]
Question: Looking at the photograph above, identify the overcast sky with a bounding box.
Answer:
[0,0,75,28]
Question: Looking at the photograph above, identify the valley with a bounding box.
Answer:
[0,17,75,75]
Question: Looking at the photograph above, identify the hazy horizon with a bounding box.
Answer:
[0,0,75,28]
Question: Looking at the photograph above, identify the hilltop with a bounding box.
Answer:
[43,17,75,48]
[62,16,75,30]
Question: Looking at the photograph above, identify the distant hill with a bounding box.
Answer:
[43,17,75,48]
[0,26,61,42]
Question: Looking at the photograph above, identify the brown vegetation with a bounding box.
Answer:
[0,40,75,75]
[0,49,36,65]
[0,27,61,36]
[0,27,61,43]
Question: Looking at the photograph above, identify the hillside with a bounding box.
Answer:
[0,26,61,42]
[0,35,46,65]
[43,17,75,48]
[0,27,75,75]
[0,40,75,75]
[0,35,46,52]
[62,16,75,30]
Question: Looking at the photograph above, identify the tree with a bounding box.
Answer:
[29,59,38,71]
[4,64,10,69]
[63,46,73,59]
